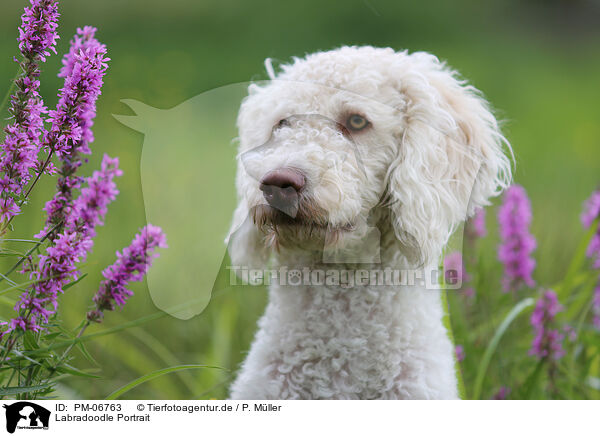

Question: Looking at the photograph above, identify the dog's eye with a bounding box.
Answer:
[276,119,290,129]
[346,114,369,131]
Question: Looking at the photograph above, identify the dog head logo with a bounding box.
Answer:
[3,402,50,433]
[113,84,249,319]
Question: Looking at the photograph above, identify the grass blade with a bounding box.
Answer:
[472,297,535,399]
[555,219,598,298]
[519,358,545,399]
[23,311,170,355]
[0,384,52,396]
[24,298,211,355]
[105,365,223,400]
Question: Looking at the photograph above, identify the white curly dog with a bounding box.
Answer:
[226,46,512,399]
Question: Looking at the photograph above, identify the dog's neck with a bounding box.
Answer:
[228,210,457,399]
[229,242,456,399]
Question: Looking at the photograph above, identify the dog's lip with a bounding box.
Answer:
[254,206,354,231]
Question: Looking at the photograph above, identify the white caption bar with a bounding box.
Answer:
[0,400,596,435]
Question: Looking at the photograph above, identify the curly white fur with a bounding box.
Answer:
[226,46,512,399]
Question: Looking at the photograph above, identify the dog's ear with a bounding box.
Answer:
[386,52,512,266]
[225,163,270,273]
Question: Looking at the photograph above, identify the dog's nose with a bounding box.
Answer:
[259,168,305,214]
[260,168,305,192]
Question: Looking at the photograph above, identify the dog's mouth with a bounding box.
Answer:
[250,204,354,248]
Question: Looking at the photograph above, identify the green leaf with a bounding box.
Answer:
[0,221,62,285]
[23,299,212,355]
[76,342,99,366]
[555,219,599,298]
[5,348,44,366]
[43,332,63,341]
[23,331,39,351]
[24,310,171,355]
[565,273,598,320]
[123,323,195,392]
[0,269,85,297]
[0,239,45,244]
[519,359,546,399]
[105,365,223,400]
[0,384,52,396]
[472,297,535,399]
[63,273,88,291]
[0,251,25,257]
[54,364,101,379]
[0,275,62,296]
[0,66,20,116]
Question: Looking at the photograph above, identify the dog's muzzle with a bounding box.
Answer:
[259,168,305,217]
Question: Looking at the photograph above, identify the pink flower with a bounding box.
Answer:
[529,290,565,360]
[492,386,511,400]
[581,189,600,330]
[497,185,536,292]
[1,156,121,337]
[87,225,167,323]
[467,207,487,239]
[444,251,469,285]
[0,0,59,225]
[593,285,600,330]
[581,190,600,229]
[38,28,110,239]
[582,190,600,269]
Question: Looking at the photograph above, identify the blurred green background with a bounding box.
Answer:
[1,0,599,399]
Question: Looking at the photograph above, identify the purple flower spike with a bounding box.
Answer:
[497,184,537,293]
[18,0,60,62]
[39,27,110,238]
[87,225,167,323]
[454,345,465,362]
[581,190,600,229]
[64,154,122,239]
[492,386,511,400]
[0,0,59,226]
[582,190,600,269]
[529,290,565,361]
[54,26,108,156]
[1,156,121,337]
[444,251,469,285]
[467,207,487,239]
[45,27,109,157]
[593,285,600,330]
[581,190,600,330]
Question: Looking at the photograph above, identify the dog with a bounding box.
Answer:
[226,46,512,399]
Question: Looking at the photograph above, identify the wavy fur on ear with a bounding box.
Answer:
[386,52,513,266]
[225,161,270,272]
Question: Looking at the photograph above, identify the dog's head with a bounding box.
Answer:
[228,46,512,267]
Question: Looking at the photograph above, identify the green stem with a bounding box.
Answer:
[23,311,170,355]
[0,148,55,236]
[42,320,90,385]
[0,220,62,285]
[0,67,20,117]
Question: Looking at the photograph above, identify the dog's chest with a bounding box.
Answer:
[260,285,413,399]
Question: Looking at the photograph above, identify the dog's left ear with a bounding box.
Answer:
[386,51,513,265]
